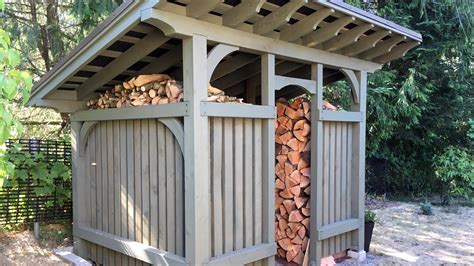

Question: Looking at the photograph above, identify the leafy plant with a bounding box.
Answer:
[365,209,376,223]
[433,146,474,204]
[420,201,433,215]
[1,144,71,208]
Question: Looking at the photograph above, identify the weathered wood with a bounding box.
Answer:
[142,9,382,72]
[207,44,239,82]
[223,118,234,253]
[206,243,277,265]
[317,111,363,122]
[261,54,276,266]
[222,0,265,27]
[166,129,176,253]
[74,225,186,265]
[157,122,167,250]
[71,103,189,121]
[183,35,211,264]
[280,8,334,42]
[200,102,275,119]
[317,219,361,241]
[244,119,254,248]
[77,30,169,100]
[235,118,244,250]
[253,0,307,35]
[211,118,224,256]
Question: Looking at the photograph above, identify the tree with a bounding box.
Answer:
[344,0,473,197]
[0,0,121,138]
[0,0,33,176]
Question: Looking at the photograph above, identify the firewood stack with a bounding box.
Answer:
[274,97,337,264]
[87,74,243,109]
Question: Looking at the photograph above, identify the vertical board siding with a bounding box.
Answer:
[209,117,265,257]
[320,121,354,257]
[84,119,185,264]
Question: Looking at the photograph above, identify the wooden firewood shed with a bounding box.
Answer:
[28,1,422,265]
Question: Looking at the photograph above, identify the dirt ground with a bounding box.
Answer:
[0,223,70,265]
[1,201,473,265]
[350,199,474,265]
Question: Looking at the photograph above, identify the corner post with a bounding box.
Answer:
[183,34,211,265]
[350,70,367,251]
[261,53,276,265]
[309,63,324,266]
[71,121,88,258]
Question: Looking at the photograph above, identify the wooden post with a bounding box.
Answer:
[309,64,324,265]
[183,34,211,265]
[71,121,88,258]
[261,53,276,266]
[350,70,367,251]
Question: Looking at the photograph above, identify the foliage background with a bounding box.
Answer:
[0,0,472,199]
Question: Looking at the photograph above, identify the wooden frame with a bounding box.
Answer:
[28,0,421,265]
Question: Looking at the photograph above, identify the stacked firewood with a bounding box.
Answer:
[87,74,243,109]
[274,97,337,264]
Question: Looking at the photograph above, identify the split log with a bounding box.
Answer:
[87,74,244,109]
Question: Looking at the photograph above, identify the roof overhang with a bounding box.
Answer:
[29,0,422,112]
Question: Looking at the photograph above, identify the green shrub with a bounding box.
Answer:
[433,146,474,204]
[420,201,433,215]
[365,209,376,223]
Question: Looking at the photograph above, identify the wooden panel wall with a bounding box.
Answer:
[84,119,185,264]
[209,117,265,257]
[320,121,353,258]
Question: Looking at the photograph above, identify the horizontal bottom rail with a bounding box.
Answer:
[74,225,186,265]
[206,243,276,265]
[317,218,361,241]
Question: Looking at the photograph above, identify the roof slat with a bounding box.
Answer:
[77,30,170,100]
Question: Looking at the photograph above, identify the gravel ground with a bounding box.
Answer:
[0,224,69,265]
[339,200,474,265]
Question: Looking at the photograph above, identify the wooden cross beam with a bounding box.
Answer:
[77,30,170,100]
[253,0,307,36]
[322,23,374,52]
[358,35,406,60]
[280,8,335,42]
[302,16,355,47]
[222,0,265,27]
[340,30,391,57]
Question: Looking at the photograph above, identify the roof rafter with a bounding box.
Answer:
[222,0,265,27]
[280,7,335,42]
[340,29,391,57]
[253,0,308,35]
[186,0,222,19]
[322,23,374,52]
[77,30,169,100]
[373,41,420,64]
[358,35,406,60]
[302,16,355,47]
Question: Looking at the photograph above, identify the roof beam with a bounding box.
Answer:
[211,53,259,82]
[77,30,169,100]
[358,35,406,60]
[322,23,374,52]
[280,7,334,42]
[340,30,391,57]
[302,16,355,47]
[138,44,182,74]
[186,0,222,19]
[253,0,307,35]
[222,0,265,27]
[142,9,381,72]
[373,41,420,64]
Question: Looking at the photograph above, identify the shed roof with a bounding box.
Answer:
[29,0,421,110]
